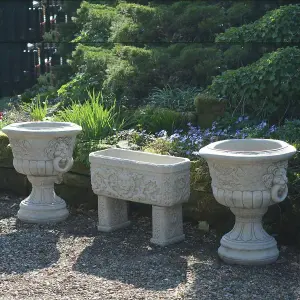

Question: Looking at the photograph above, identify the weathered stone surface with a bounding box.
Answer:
[90,148,191,246]
[199,138,296,265]
[2,122,82,223]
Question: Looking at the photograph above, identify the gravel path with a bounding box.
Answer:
[1,193,300,300]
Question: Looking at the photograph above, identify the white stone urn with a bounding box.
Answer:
[198,139,296,265]
[2,122,82,223]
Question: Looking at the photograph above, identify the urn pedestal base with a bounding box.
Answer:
[218,208,279,265]
[18,176,69,223]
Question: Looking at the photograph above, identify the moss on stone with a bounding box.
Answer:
[0,131,13,166]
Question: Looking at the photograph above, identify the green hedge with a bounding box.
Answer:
[206,46,300,121]
[216,4,300,43]
[56,0,272,106]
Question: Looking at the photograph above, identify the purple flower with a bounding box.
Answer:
[235,130,241,136]
[157,130,167,137]
[235,116,243,124]
[269,125,277,133]
[169,133,180,141]
[257,121,267,130]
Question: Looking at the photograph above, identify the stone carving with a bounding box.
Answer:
[90,148,191,246]
[91,166,190,206]
[2,122,82,223]
[199,138,296,265]
[45,137,75,173]
[9,139,32,158]
[45,137,73,159]
[262,161,288,203]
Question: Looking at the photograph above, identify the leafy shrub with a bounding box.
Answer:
[207,47,300,121]
[273,120,300,143]
[55,90,124,140]
[146,86,201,112]
[132,106,189,134]
[73,2,117,43]
[61,0,271,107]
[73,140,111,167]
[216,4,300,43]
[194,93,226,128]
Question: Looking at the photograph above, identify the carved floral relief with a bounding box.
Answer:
[91,166,190,206]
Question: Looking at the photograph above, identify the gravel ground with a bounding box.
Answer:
[1,193,300,300]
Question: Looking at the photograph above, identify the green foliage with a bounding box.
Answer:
[62,42,223,106]
[61,0,271,107]
[74,1,230,44]
[143,137,173,155]
[73,2,117,43]
[74,140,111,167]
[273,120,300,143]
[216,4,300,43]
[223,45,262,70]
[194,93,225,128]
[207,47,300,121]
[133,106,188,134]
[55,90,124,140]
[146,86,201,112]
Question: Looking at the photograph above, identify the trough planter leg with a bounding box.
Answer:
[97,195,130,232]
[18,175,69,223]
[151,204,185,246]
[218,207,279,265]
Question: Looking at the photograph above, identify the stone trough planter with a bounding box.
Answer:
[2,122,82,223]
[89,149,191,246]
[199,139,296,265]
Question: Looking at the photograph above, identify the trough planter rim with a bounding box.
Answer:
[89,148,191,173]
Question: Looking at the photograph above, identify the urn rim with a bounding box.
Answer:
[198,139,296,162]
[2,121,82,137]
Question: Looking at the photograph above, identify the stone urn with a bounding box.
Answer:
[2,122,82,223]
[198,139,296,265]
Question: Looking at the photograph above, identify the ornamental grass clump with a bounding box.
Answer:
[55,90,124,141]
[21,95,48,121]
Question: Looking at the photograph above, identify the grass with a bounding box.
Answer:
[55,90,124,141]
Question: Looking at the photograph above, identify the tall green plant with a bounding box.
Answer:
[55,90,124,140]
[21,95,48,121]
[146,86,201,112]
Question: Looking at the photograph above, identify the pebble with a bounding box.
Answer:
[0,193,300,299]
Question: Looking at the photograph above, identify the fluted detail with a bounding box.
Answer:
[212,186,271,209]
